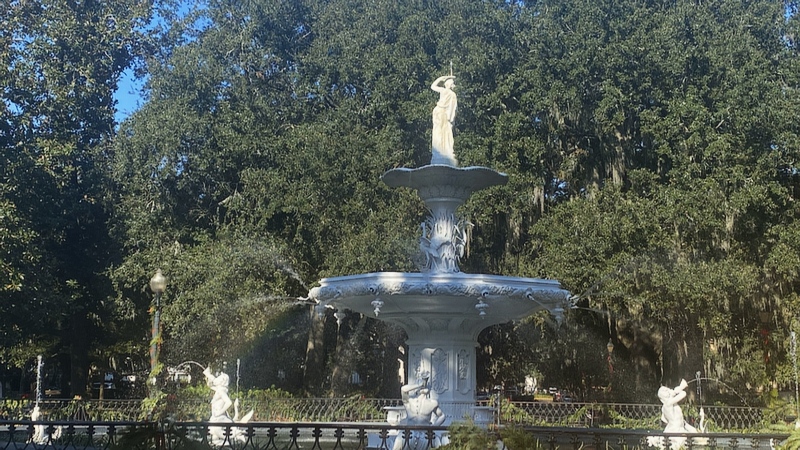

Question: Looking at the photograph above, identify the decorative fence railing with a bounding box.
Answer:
[0,420,791,450]
[0,399,771,430]
[159,398,405,422]
[496,401,766,431]
[0,399,145,421]
[0,398,404,423]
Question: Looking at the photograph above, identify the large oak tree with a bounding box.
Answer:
[1,0,153,396]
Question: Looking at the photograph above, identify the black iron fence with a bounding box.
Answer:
[0,398,403,423]
[0,399,144,422]
[497,401,765,431]
[0,398,775,431]
[0,420,791,450]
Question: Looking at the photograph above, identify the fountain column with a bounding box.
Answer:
[405,337,480,422]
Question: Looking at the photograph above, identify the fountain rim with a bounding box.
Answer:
[315,271,562,285]
[309,271,569,302]
[381,164,508,192]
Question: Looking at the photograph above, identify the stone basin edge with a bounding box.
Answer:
[308,272,571,304]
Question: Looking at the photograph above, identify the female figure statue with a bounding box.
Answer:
[430,75,458,166]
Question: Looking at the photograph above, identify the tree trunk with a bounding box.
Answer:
[69,312,89,398]
[661,321,704,388]
[303,306,329,396]
[330,317,358,396]
[612,130,627,186]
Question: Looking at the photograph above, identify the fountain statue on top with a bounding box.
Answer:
[203,365,254,446]
[430,75,458,167]
[308,71,572,425]
[422,73,468,273]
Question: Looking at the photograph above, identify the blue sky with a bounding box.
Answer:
[114,69,147,123]
[113,1,201,124]
[112,5,188,123]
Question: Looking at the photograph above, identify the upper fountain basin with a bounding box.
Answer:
[381,165,508,204]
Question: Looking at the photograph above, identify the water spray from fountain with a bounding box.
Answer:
[176,360,207,370]
[35,355,43,407]
[791,331,798,426]
[269,254,308,290]
[686,377,750,406]
[695,371,702,405]
[29,355,62,444]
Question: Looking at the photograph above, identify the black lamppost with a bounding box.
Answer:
[149,269,167,389]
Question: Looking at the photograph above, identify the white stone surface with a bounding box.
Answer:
[382,165,507,274]
[203,366,253,446]
[647,379,707,449]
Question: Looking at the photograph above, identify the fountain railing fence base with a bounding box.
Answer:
[0,420,791,450]
[0,399,775,431]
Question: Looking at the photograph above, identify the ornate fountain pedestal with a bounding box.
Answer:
[310,271,568,423]
[309,165,570,424]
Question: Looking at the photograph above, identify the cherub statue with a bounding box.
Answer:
[647,379,706,449]
[392,373,445,450]
[203,366,254,446]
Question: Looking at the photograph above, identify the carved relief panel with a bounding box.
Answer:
[410,349,422,382]
[431,348,449,394]
[457,349,470,394]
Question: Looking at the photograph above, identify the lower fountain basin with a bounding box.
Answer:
[309,272,570,337]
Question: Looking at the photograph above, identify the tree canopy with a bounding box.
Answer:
[3,0,800,402]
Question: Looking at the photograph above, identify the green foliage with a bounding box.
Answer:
[2,0,798,401]
[580,404,661,430]
[500,426,545,450]
[780,427,800,450]
[0,399,30,421]
[438,421,496,450]
[108,0,800,400]
[140,392,169,421]
[519,0,800,398]
[111,424,214,450]
[762,388,800,431]
[497,398,537,425]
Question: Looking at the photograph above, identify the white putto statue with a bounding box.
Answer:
[203,366,254,446]
[647,379,706,449]
[430,75,458,166]
[392,374,446,450]
[28,406,62,445]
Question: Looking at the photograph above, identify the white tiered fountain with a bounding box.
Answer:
[308,74,571,424]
